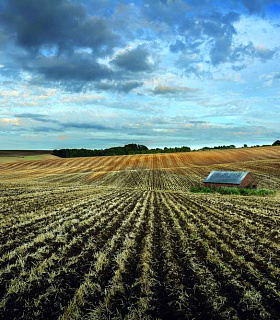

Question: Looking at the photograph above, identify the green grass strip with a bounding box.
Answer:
[190,186,276,196]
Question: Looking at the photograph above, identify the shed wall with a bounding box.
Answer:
[239,173,257,188]
[204,182,239,188]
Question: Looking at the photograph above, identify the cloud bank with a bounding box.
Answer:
[0,0,279,149]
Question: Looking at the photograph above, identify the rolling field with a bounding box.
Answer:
[1,146,280,319]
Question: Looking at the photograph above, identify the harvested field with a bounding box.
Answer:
[1,146,280,319]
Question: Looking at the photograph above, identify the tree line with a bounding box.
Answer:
[52,140,280,158]
[52,144,191,158]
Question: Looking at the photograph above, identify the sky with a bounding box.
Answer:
[0,0,280,150]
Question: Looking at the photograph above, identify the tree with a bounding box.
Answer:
[272,140,280,146]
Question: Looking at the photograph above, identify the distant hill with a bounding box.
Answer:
[1,144,280,170]
[0,150,52,157]
[0,150,57,163]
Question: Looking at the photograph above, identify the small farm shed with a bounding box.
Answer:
[203,171,257,189]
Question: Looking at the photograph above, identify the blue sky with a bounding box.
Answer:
[0,0,279,150]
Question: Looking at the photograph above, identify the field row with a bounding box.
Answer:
[1,161,280,194]
[1,187,280,319]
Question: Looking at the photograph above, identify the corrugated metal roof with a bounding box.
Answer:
[203,171,249,185]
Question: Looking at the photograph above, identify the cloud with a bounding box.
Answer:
[0,0,280,150]
[33,53,113,82]
[150,85,199,95]
[0,118,20,126]
[260,71,280,80]
[176,56,211,78]
[169,39,187,53]
[61,122,111,130]
[63,94,105,104]
[96,80,143,93]
[254,45,277,61]
[203,13,239,66]
[214,73,244,83]
[169,9,277,72]
[240,0,276,14]
[16,113,60,124]
[111,45,154,72]
[183,121,225,130]
[1,0,118,54]
[259,71,280,86]
[0,90,19,97]
[15,113,113,131]
[0,28,9,47]
[33,126,61,133]
[210,35,233,66]
[230,42,277,66]
[232,64,247,71]
[11,112,114,133]
[59,135,69,140]
[152,128,175,133]
[141,0,191,27]
[0,0,119,91]
[168,11,241,70]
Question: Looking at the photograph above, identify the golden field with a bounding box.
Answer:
[1,146,280,319]
[1,146,280,190]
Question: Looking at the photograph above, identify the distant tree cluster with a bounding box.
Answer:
[272,140,280,146]
[198,145,236,151]
[147,146,191,154]
[52,144,191,158]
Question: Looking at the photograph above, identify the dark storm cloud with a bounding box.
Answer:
[0,0,118,90]
[4,50,113,91]
[0,0,118,54]
[115,80,143,93]
[34,54,112,81]
[111,46,154,72]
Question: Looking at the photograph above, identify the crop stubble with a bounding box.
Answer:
[1,148,280,319]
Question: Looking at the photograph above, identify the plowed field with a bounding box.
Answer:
[1,147,280,319]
